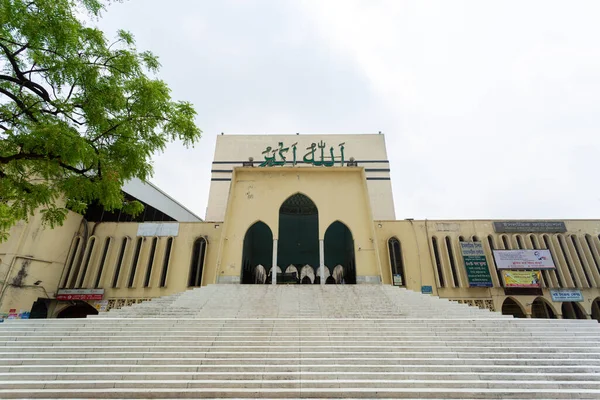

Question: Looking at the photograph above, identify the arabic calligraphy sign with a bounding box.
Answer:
[259,141,347,167]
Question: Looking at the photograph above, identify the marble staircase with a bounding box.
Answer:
[0,284,599,399]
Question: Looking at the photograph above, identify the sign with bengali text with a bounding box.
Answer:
[460,242,493,288]
[56,289,104,301]
[492,250,556,270]
[550,289,583,302]
[493,221,566,233]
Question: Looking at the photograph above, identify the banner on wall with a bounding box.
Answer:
[459,242,493,287]
[492,249,556,270]
[502,270,542,288]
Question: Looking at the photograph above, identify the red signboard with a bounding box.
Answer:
[56,289,104,301]
[56,293,103,300]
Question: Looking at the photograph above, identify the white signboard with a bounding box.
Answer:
[136,223,180,237]
[550,289,583,302]
[492,249,556,270]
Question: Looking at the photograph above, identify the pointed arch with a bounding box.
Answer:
[324,220,356,284]
[591,297,600,322]
[332,265,344,284]
[277,193,319,273]
[255,265,267,284]
[531,297,558,319]
[388,237,405,286]
[316,265,331,279]
[56,302,99,319]
[501,297,526,318]
[562,302,587,319]
[189,237,207,287]
[279,192,318,215]
[241,221,273,284]
[285,265,299,283]
[300,265,315,284]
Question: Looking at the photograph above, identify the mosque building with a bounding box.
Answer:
[1,133,600,320]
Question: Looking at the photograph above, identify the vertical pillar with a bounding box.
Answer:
[272,239,278,285]
[319,239,325,285]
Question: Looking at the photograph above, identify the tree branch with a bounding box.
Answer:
[0,42,25,80]
[0,74,51,101]
[0,88,38,122]
[12,43,29,57]
[0,151,93,175]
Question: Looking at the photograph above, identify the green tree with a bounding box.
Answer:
[0,0,201,240]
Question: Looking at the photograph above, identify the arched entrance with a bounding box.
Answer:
[592,298,600,322]
[531,297,557,319]
[29,299,49,319]
[324,221,356,284]
[56,302,99,319]
[562,302,587,319]
[277,193,319,283]
[241,221,273,284]
[501,297,526,318]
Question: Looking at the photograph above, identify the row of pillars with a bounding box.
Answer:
[271,239,326,285]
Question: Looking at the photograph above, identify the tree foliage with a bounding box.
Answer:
[0,0,201,240]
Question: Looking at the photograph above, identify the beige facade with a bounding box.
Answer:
[206,134,395,221]
[1,134,600,320]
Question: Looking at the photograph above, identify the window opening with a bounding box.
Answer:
[558,235,578,287]
[160,237,173,287]
[431,237,444,287]
[144,237,158,288]
[388,237,405,286]
[128,237,143,288]
[77,238,96,288]
[189,238,207,287]
[488,235,503,287]
[571,235,591,287]
[445,236,460,287]
[112,238,128,288]
[62,237,81,288]
[94,237,111,288]
[585,235,600,276]
[543,235,563,288]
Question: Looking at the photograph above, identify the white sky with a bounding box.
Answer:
[98,0,600,220]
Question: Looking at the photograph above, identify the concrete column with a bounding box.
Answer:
[319,239,325,285]
[272,239,278,285]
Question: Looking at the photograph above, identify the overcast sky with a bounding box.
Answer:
[98,0,600,220]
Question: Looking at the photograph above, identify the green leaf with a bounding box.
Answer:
[0,0,202,241]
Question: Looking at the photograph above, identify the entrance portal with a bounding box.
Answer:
[324,221,356,284]
[277,193,319,283]
[56,302,99,318]
[241,221,273,284]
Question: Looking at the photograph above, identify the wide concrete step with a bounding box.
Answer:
[3,355,600,364]
[1,285,598,399]
[0,345,597,353]
[2,364,599,373]
[2,371,600,381]
[2,339,598,347]
[1,378,600,389]
[1,387,600,399]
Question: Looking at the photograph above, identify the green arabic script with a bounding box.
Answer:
[259,141,346,167]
